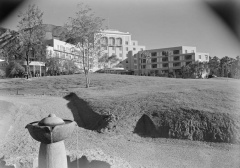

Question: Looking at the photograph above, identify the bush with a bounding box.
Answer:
[6,61,25,78]
[0,69,6,78]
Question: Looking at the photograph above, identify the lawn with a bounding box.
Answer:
[1,73,240,143]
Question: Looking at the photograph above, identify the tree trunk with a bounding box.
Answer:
[84,68,90,88]
[26,53,29,79]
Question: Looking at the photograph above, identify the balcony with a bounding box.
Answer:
[173,62,181,67]
[185,55,192,60]
[162,57,168,62]
[173,56,180,61]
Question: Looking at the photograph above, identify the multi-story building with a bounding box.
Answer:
[45,39,83,71]
[130,46,209,76]
[99,29,145,68]
[45,28,146,72]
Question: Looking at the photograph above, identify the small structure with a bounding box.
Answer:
[26,114,76,168]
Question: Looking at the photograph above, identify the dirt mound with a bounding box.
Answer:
[134,108,240,144]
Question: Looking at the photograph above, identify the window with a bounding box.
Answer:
[205,55,208,60]
[173,62,181,67]
[109,37,115,45]
[199,55,201,59]
[152,64,157,68]
[162,51,169,56]
[125,41,129,45]
[142,59,146,63]
[126,47,128,51]
[162,57,168,62]
[111,46,115,50]
[151,58,157,63]
[186,61,191,65]
[134,60,137,64]
[162,63,168,67]
[133,48,136,51]
[173,50,180,54]
[119,53,123,57]
[126,60,128,63]
[185,55,192,60]
[173,56,180,61]
[134,65,137,69]
[151,52,157,56]
[142,65,146,69]
[116,38,122,45]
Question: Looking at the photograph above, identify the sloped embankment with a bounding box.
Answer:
[134,108,240,144]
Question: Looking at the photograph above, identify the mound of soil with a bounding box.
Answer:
[134,108,240,144]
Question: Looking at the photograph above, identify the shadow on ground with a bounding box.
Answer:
[133,114,159,138]
[64,92,111,132]
[67,155,110,168]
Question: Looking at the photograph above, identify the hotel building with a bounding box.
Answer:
[99,29,145,68]
[45,28,146,71]
[128,46,209,75]
[45,39,83,71]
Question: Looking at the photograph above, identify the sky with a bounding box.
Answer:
[1,0,240,59]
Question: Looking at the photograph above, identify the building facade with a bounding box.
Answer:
[45,39,83,71]
[131,46,209,76]
[99,29,145,68]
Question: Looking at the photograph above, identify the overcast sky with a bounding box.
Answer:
[1,0,240,58]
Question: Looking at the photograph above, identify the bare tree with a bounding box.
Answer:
[17,4,45,79]
[64,3,105,88]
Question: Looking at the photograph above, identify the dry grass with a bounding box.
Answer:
[1,74,239,115]
[1,74,240,167]
[1,74,240,139]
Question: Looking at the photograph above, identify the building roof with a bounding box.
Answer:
[145,46,197,51]
[101,29,130,35]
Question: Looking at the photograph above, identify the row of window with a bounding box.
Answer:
[56,45,75,53]
[139,55,192,63]
[140,62,191,69]
[149,50,195,57]
[101,46,143,51]
[101,37,137,46]
[50,51,79,60]
[199,55,209,60]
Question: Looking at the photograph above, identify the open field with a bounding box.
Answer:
[0,74,240,168]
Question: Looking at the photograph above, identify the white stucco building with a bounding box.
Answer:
[99,29,145,68]
[45,39,83,71]
[128,46,209,76]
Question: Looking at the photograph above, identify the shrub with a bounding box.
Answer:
[0,69,6,78]
[6,61,25,78]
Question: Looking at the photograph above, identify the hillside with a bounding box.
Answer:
[0,74,240,167]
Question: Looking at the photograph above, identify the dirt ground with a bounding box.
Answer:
[1,94,240,168]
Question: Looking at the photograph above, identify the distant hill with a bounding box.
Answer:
[42,24,67,41]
